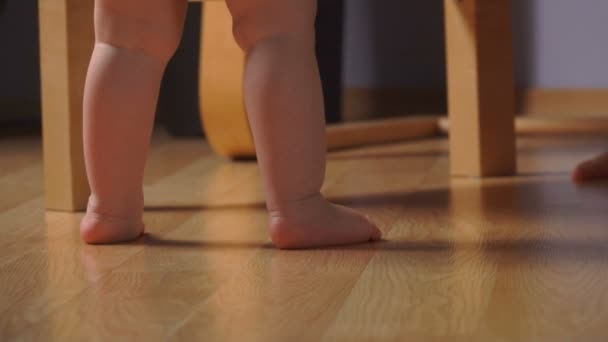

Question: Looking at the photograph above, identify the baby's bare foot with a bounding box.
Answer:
[573,153,608,183]
[268,194,382,249]
[80,212,144,244]
[80,198,145,244]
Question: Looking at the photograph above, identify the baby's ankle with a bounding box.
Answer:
[266,194,381,249]
[81,194,146,244]
[268,192,326,220]
[86,194,144,220]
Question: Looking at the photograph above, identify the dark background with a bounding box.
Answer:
[0,0,345,136]
[2,0,608,134]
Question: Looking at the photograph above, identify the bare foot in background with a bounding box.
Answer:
[573,153,608,182]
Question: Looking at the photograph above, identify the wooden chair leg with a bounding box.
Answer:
[199,1,255,158]
[444,0,517,177]
[38,0,93,211]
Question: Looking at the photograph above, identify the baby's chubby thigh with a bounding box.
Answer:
[225,0,317,53]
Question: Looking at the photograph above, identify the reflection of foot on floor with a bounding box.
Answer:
[573,153,608,183]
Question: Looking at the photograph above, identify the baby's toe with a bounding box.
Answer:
[370,223,382,241]
[573,153,608,183]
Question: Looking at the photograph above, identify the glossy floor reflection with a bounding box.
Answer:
[1,131,608,341]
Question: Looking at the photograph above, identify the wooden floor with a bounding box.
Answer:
[2,128,608,341]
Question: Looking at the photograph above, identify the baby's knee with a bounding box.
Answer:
[228,0,317,53]
[95,1,187,63]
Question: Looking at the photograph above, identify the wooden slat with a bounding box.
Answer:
[444,0,517,177]
[38,0,93,211]
[439,116,608,136]
[519,88,608,117]
[326,116,440,150]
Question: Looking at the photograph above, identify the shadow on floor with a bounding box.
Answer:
[135,177,608,259]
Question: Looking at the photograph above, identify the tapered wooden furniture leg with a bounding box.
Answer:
[38,0,93,211]
[444,0,516,177]
[199,1,255,158]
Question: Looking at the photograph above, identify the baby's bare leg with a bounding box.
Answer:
[573,153,608,183]
[80,0,187,244]
[226,0,381,249]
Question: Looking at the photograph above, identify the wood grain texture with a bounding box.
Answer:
[444,0,516,177]
[3,130,608,341]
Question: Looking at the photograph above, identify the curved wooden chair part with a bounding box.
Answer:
[199,2,253,158]
[198,0,520,170]
[199,1,442,158]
